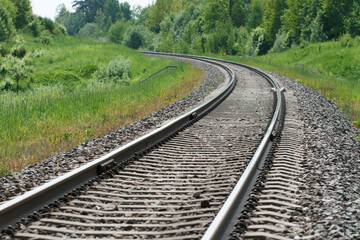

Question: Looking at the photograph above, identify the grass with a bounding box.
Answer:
[0,35,204,176]
[212,38,360,129]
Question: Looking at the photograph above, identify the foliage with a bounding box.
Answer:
[123,25,152,49]
[262,0,287,45]
[310,11,327,43]
[72,0,106,23]
[95,55,131,84]
[339,33,353,48]
[247,27,270,56]
[11,36,27,58]
[35,30,52,45]
[0,2,15,42]
[344,1,360,37]
[13,0,32,29]
[28,17,42,37]
[0,35,203,174]
[271,30,293,53]
[38,17,57,34]
[78,22,104,39]
[108,20,127,43]
[55,5,86,35]
[0,54,32,91]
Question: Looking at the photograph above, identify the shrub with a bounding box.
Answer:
[246,27,270,56]
[95,56,131,84]
[339,33,353,48]
[233,27,249,56]
[80,62,98,78]
[78,23,104,39]
[33,70,80,86]
[123,25,152,49]
[108,21,127,44]
[310,12,327,43]
[0,54,33,91]
[35,30,52,45]
[56,24,67,35]
[271,31,293,53]
[11,36,27,58]
[28,17,42,37]
[39,17,56,34]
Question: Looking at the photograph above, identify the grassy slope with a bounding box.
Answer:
[0,36,204,175]
[216,39,360,128]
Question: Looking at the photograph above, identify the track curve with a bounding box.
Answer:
[1,54,284,240]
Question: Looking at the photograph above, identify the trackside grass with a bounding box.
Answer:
[0,36,204,176]
[214,38,360,129]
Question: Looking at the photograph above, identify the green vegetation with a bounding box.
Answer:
[0,35,203,175]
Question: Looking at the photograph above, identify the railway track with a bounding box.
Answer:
[1,53,286,239]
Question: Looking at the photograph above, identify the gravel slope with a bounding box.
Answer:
[272,72,360,239]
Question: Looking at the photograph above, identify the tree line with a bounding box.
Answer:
[1,0,360,56]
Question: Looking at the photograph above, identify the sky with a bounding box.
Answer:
[30,0,154,20]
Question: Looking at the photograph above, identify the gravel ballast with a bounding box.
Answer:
[272,72,360,239]
[0,58,225,204]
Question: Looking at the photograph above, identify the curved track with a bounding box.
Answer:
[0,54,284,239]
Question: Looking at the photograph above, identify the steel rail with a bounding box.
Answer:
[0,54,236,232]
[141,52,284,239]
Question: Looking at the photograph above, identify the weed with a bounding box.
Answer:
[0,165,11,176]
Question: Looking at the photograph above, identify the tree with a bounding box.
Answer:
[299,0,322,43]
[13,0,32,29]
[104,0,120,23]
[119,2,132,21]
[283,0,305,42]
[247,0,263,29]
[72,0,106,23]
[124,25,148,49]
[55,5,86,35]
[0,2,15,42]
[230,0,248,27]
[344,1,360,37]
[202,0,230,32]
[310,11,327,43]
[108,20,127,43]
[262,0,286,45]
[322,0,355,39]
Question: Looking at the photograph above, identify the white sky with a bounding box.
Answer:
[30,0,154,20]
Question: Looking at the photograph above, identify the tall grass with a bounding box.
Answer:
[0,36,204,175]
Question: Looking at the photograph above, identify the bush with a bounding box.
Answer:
[108,21,127,44]
[271,31,293,53]
[28,17,42,37]
[39,17,56,34]
[233,27,249,56]
[78,23,105,39]
[35,30,52,45]
[310,12,327,43]
[33,70,80,86]
[123,25,151,49]
[80,62,98,78]
[56,24,67,35]
[11,36,27,58]
[0,54,32,91]
[95,56,131,84]
[246,27,270,56]
[339,33,353,48]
